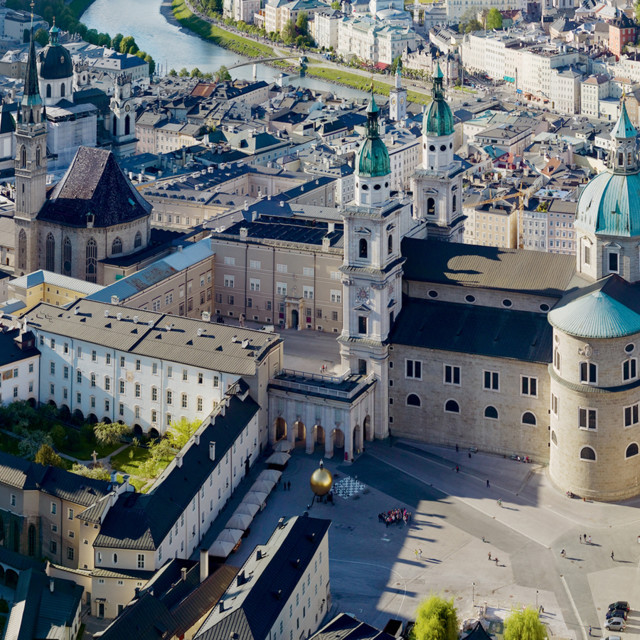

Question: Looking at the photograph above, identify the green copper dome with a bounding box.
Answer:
[357,95,391,177]
[423,63,454,137]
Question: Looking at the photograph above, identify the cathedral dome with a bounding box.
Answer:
[356,95,391,177]
[575,102,640,237]
[423,64,454,137]
[37,25,72,80]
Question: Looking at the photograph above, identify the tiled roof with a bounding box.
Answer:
[38,147,152,228]
[0,329,39,368]
[390,297,553,364]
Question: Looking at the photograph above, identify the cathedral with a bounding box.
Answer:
[269,74,640,502]
[14,32,151,283]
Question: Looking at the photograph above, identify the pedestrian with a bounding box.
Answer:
[588,535,592,545]
[468,452,472,459]
[583,533,587,542]
[611,550,615,560]
[488,552,492,561]
[455,444,459,453]
[456,465,459,473]
[482,536,486,543]
[579,534,582,544]
[494,557,499,565]
[418,549,423,560]
[589,626,592,637]
[561,549,566,558]
[486,479,490,488]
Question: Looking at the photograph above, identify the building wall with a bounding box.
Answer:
[0,353,38,406]
[388,343,551,460]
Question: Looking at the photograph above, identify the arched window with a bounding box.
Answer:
[60,83,65,98]
[134,231,142,248]
[111,237,123,255]
[580,446,596,461]
[359,238,368,259]
[86,238,97,283]
[626,443,639,458]
[36,146,41,167]
[63,236,72,275]
[406,393,421,407]
[387,234,392,255]
[445,399,460,414]
[452,194,457,212]
[20,146,26,169]
[553,348,561,371]
[27,524,36,556]
[484,405,498,419]
[112,115,117,137]
[125,114,130,136]
[522,411,536,426]
[427,197,435,216]
[46,84,51,98]
[45,233,55,271]
[17,229,27,272]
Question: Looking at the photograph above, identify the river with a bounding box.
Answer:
[81,0,368,98]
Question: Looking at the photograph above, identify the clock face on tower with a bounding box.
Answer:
[357,287,369,302]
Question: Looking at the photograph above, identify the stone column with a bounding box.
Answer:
[287,399,296,446]
[324,406,334,458]
[305,404,315,454]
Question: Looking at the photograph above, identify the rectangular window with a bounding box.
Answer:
[152,362,157,374]
[250,259,261,269]
[50,541,57,554]
[76,346,81,357]
[105,376,111,391]
[50,362,55,375]
[167,390,173,405]
[182,369,188,381]
[276,263,288,273]
[137,554,145,569]
[551,393,558,416]
[76,392,81,404]
[580,362,597,384]
[330,290,341,303]
[625,403,639,427]
[358,316,367,334]
[91,350,97,362]
[119,380,125,394]
[303,267,314,277]
[198,372,203,384]
[119,403,124,417]
[579,407,597,430]
[135,359,141,371]
[224,275,235,288]
[303,286,314,300]
[51,502,57,515]
[276,282,287,296]
[76,370,82,384]
[609,251,619,273]
[197,397,203,412]
[151,410,157,423]
[623,358,638,381]
[105,399,110,412]
[10,494,15,507]
[120,356,125,368]
[213,376,219,388]
[181,393,188,409]
[521,376,538,397]
[444,364,460,385]
[223,256,235,265]
[249,278,260,292]
[106,353,111,365]
[151,387,158,402]
[483,370,499,391]
[405,359,422,379]
[167,366,172,378]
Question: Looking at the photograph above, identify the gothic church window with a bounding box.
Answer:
[36,146,40,167]
[125,114,131,136]
[45,233,55,272]
[134,231,142,248]
[112,237,123,255]
[452,195,457,212]
[63,237,72,275]
[86,238,97,283]
[19,146,25,169]
[17,229,26,271]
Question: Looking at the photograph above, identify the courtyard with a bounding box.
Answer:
[224,438,640,640]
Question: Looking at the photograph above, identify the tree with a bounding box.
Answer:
[19,431,53,461]
[215,65,232,82]
[296,11,309,34]
[71,463,111,481]
[35,444,64,468]
[504,608,546,640]
[169,68,177,76]
[282,18,297,44]
[191,67,203,77]
[34,28,49,47]
[178,67,189,77]
[486,8,503,30]
[465,19,483,33]
[111,33,124,51]
[331,1,340,8]
[211,0,223,12]
[119,35,136,54]
[169,417,201,449]
[93,422,130,447]
[145,54,156,76]
[413,596,458,640]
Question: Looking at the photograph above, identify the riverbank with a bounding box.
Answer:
[172,0,277,60]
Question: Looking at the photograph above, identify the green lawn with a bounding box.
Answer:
[111,445,174,482]
[172,0,275,59]
[57,436,122,462]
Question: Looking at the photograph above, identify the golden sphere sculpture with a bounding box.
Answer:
[310,460,333,496]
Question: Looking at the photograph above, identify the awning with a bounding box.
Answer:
[266,452,291,466]
[243,490,268,506]
[250,479,275,494]
[209,540,235,558]
[274,440,292,453]
[258,469,282,483]
[234,502,260,517]
[216,528,243,545]
[226,513,253,531]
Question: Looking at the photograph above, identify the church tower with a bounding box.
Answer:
[339,95,411,440]
[14,30,47,275]
[411,63,464,241]
[389,65,407,123]
[109,73,136,159]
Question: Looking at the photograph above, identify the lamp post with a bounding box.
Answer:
[536,590,539,610]
[472,582,476,608]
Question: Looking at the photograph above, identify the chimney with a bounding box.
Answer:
[209,442,216,461]
[111,295,119,305]
[178,245,183,252]
[181,567,187,581]
[328,222,335,233]
[49,579,54,593]
[240,227,248,240]
[202,311,211,322]
[176,455,183,468]
[200,549,209,583]
[256,549,263,561]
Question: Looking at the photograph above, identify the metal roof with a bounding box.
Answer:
[611,101,636,139]
[11,269,103,295]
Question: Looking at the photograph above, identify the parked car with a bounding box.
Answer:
[606,610,628,621]
[604,635,622,640]
[604,618,626,632]
[609,602,630,613]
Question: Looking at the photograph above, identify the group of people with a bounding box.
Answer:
[379,508,412,526]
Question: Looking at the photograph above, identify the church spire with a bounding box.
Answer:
[22,31,41,111]
[609,97,638,174]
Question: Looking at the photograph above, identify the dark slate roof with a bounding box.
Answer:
[0,450,111,506]
[0,105,15,134]
[402,237,581,298]
[0,329,39,367]
[195,517,331,640]
[37,42,73,80]
[95,392,259,551]
[390,297,553,364]
[311,614,396,640]
[463,622,494,640]
[38,147,152,228]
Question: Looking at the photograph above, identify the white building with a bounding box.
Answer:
[549,67,582,114]
[581,75,610,118]
[0,328,39,406]
[445,0,524,21]
[24,299,283,442]
[310,9,342,51]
